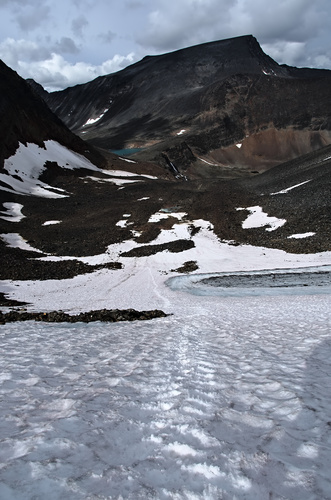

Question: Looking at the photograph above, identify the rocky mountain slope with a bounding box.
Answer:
[30,35,331,176]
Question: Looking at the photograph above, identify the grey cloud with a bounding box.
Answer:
[136,0,234,52]
[136,0,330,69]
[54,37,80,54]
[125,1,144,8]
[98,30,116,44]
[16,4,51,31]
[0,0,37,6]
[238,0,324,44]
[72,15,88,38]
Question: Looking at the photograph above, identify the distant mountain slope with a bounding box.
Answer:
[31,35,331,175]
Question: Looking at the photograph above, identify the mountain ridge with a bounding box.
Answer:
[28,35,331,176]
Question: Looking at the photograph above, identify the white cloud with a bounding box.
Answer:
[15,51,136,90]
[0,37,51,66]
[262,41,306,67]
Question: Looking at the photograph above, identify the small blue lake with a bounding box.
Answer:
[110,148,143,156]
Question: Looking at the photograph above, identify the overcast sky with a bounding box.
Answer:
[0,0,330,91]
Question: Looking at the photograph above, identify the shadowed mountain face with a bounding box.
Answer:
[0,60,105,170]
[30,35,331,176]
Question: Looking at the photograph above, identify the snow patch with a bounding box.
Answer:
[177,129,186,136]
[119,157,136,163]
[1,233,45,253]
[0,141,102,198]
[84,175,141,186]
[288,232,316,239]
[83,108,109,126]
[237,206,286,231]
[0,203,25,222]
[197,157,219,166]
[42,220,61,226]
[148,212,187,223]
[271,180,311,195]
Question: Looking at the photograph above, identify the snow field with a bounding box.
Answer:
[1,214,331,312]
[1,294,331,499]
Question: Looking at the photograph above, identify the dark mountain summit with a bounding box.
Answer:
[31,35,331,176]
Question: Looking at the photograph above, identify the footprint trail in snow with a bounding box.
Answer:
[1,294,331,499]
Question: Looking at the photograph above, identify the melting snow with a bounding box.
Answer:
[237,206,286,231]
[197,157,219,166]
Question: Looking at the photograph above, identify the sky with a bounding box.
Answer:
[0,0,330,91]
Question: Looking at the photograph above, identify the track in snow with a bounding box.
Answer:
[1,293,331,499]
